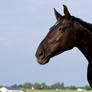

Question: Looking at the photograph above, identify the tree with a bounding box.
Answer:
[10,84,18,88]
[60,83,65,89]
[84,85,92,90]
[10,84,23,88]
[50,82,64,89]
[23,82,33,89]
[33,83,41,89]
[68,86,77,90]
[40,82,47,89]
[18,85,23,88]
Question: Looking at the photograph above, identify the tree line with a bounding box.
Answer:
[1,82,92,90]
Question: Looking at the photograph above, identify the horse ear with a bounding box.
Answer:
[54,8,62,21]
[63,5,71,17]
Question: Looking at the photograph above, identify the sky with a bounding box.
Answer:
[0,0,92,87]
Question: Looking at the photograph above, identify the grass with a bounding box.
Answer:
[25,89,92,92]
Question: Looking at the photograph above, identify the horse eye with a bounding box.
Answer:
[59,28,62,31]
[59,27,66,33]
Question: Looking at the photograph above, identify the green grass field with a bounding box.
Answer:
[25,89,92,92]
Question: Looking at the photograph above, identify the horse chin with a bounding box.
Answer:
[37,51,63,65]
[37,57,50,65]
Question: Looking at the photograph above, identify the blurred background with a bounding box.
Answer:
[0,0,92,87]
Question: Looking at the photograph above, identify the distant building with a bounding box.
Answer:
[0,87,24,92]
[77,88,84,91]
[31,87,35,90]
[56,88,59,90]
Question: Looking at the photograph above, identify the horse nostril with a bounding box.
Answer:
[39,50,44,59]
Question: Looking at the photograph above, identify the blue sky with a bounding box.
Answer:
[0,0,92,86]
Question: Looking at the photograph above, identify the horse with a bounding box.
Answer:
[35,5,92,87]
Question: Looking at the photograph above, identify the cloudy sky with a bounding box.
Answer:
[0,0,92,86]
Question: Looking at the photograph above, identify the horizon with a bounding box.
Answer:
[0,81,90,87]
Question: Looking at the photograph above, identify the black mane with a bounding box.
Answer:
[72,16,92,32]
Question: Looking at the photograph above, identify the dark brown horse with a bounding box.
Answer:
[35,5,92,87]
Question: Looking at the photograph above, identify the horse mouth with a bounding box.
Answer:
[36,50,63,65]
[36,57,50,65]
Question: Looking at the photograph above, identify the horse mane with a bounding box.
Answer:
[72,16,92,32]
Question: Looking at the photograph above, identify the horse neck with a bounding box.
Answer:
[76,28,92,63]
